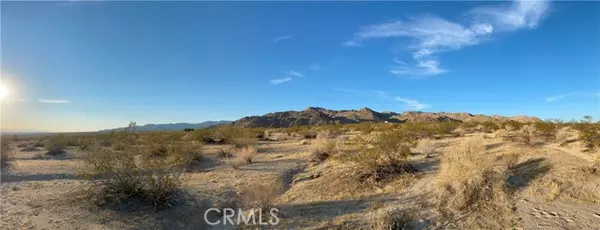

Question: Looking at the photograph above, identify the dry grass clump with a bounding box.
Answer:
[216,148,233,159]
[433,137,517,229]
[367,208,413,230]
[316,129,339,140]
[227,145,258,169]
[417,138,436,157]
[555,127,572,145]
[238,146,257,164]
[340,129,417,183]
[309,139,336,164]
[240,179,282,212]
[527,155,600,204]
[233,137,257,149]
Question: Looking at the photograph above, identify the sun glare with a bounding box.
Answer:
[0,83,9,101]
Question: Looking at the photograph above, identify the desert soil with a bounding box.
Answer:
[1,133,599,229]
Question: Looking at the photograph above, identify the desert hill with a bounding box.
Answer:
[232,107,542,128]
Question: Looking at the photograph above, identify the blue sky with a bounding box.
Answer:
[1,1,599,132]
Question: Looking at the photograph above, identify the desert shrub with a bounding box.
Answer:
[1,138,13,171]
[45,148,66,156]
[44,135,69,151]
[368,208,413,230]
[82,122,191,208]
[237,146,257,164]
[555,127,572,146]
[309,139,336,163]
[241,180,282,212]
[503,125,536,146]
[502,120,524,131]
[417,138,436,157]
[578,122,600,149]
[32,141,44,148]
[216,148,233,159]
[302,130,318,139]
[78,138,96,151]
[533,122,557,142]
[233,137,256,149]
[479,121,501,133]
[316,129,337,140]
[353,122,375,134]
[434,137,516,229]
[340,129,417,183]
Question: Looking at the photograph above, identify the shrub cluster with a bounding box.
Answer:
[340,129,417,183]
[82,123,201,208]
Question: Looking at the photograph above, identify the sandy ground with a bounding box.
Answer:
[1,134,599,229]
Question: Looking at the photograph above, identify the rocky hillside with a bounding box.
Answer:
[232,107,541,128]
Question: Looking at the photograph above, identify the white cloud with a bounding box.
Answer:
[374,90,391,99]
[285,70,304,78]
[334,88,361,94]
[545,93,571,102]
[269,77,292,85]
[309,64,320,72]
[272,35,293,43]
[19,98,26,102]
[344,0,550,77]
[394,97,431,110]
[38,98,69,103]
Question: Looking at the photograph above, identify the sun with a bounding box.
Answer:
[0,83,9,101]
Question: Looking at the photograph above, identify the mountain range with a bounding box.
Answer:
[99,121,232,132]
[232,107,542,128]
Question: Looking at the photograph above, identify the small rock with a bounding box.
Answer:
[594,212,600,218]
[549,212,558,217]
[564,218,574,223]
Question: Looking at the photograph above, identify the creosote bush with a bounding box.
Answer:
[340,129,417,183]
[82,123,196,208]
[1,138,14,172]
[434,137,517,229]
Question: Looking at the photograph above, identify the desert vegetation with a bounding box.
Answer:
[2,117,600,229]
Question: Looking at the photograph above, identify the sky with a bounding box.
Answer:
[1,1,599,132]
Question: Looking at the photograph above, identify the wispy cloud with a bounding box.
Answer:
[309,64,320,72]
[38,98,69,104]
[272,35,293,43]
[394,97,431,110]
[269,77,293,85]
[334,88,361,94]
[374,90,392,99]
[285,70,304,78]
[545,93,572,102]
[19,98,27,102]
[344,0,550,77]
[545,92,599,102]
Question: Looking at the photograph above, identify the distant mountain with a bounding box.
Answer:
[232,107,542,128]
[99,121,232,132]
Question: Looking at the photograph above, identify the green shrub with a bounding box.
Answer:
[82,122,192,208]
[340,129,417,183]
[44,135,69,151]
[533,122,557,142]
[1,138,13,171]
[579,123,600,149]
